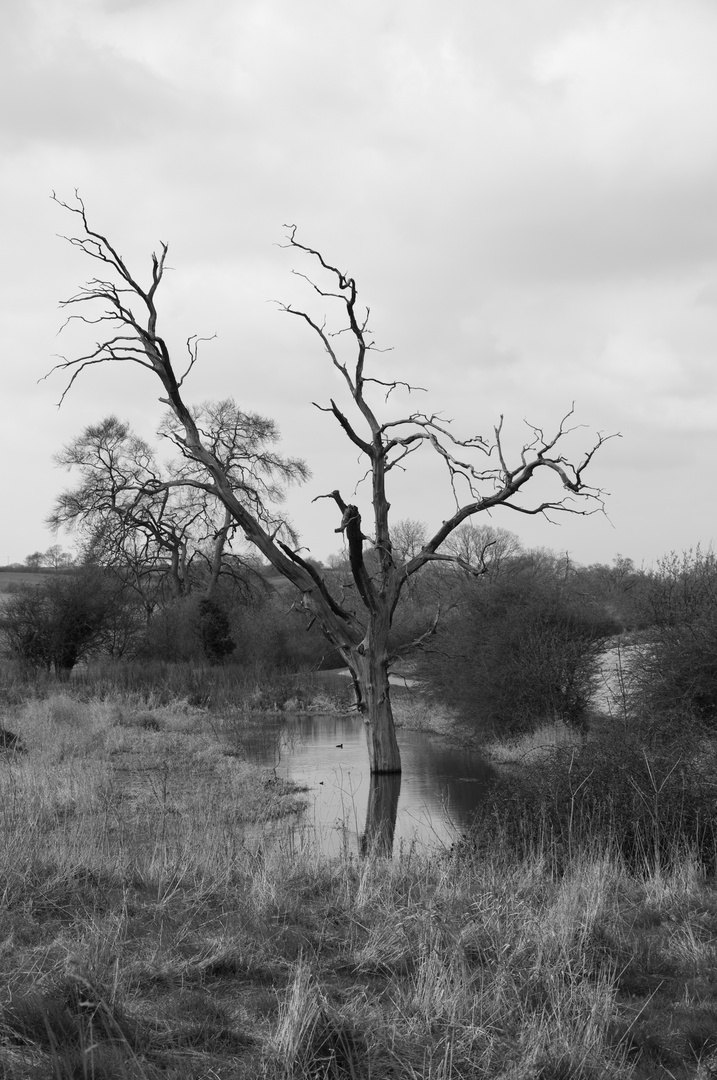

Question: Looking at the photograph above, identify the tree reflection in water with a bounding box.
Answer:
[360,773,402,857]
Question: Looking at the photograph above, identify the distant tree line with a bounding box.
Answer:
[4,545,77,570]
[3,467,717,755]
[3,416,715,745]
[0,412,321,678]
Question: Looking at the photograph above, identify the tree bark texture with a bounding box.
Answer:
[361,773,401,857]
[350,623,401,774]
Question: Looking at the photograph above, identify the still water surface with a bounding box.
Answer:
[242,714,495,855]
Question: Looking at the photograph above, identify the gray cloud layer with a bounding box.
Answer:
[1,0,715,565]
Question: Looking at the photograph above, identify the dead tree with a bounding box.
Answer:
[48,194,615,779]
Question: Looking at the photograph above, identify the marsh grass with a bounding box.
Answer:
[473,717,717,878]
[2,683,717,1076]
[483,717,585,765]
[0,656,352,713]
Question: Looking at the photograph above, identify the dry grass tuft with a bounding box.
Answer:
[483,718,584,765]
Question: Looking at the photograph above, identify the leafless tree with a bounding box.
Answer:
[48,194,615,784]
[441,523,523,578]
[52,416,199,605]
[391,519,428,564]
[51,409,301,614]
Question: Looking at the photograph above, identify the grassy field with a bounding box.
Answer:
[0,571,48,612]
[2,679,717,1077]
[0,571,54,592]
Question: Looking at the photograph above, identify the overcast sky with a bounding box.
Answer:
[1,0,716,569]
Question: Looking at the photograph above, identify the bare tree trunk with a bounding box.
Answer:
[206,507,232,600]
[168,543,186,598]
[350,619,401,774]
[356,659,401,774]
[361,773,401,856]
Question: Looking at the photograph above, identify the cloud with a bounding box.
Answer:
[534,1,717,184]
[0,2,182,151]
[1,0,716,566]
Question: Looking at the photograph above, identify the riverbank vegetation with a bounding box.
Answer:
[1,681,717,1077]
[2,545,717,1075]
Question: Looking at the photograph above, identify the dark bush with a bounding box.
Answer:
[1,568,125,675]
[420,555,619,736]
[137,596,200,662]
[631,548,717,733]
[197,597,236,664]
[139,588,335,670]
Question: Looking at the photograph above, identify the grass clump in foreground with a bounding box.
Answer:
[2,688,717,1076]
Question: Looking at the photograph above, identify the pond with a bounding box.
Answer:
[241,713,495,856]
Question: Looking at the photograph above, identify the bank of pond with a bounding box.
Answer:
[239,711,496,855]
[3,688,717,1077]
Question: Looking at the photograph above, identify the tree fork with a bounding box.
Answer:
[51,197,615,800]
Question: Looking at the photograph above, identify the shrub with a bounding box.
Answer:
[467,721,717,872]
[574,555,653,633]
[420,555,619,736]
[1,568,125,676]
[631,548,717,734]
[197,597,236,664]
[138,589,336,670]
